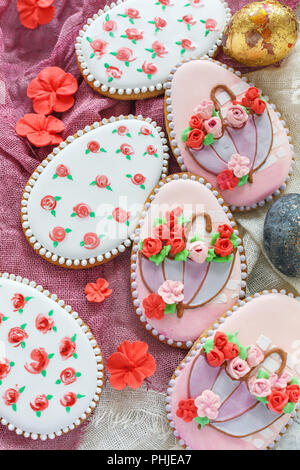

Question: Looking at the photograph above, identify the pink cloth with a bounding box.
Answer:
[0,0,298,450]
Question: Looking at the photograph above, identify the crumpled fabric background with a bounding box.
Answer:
[0,0,299,450]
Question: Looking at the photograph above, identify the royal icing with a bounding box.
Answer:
[166,59,294,210]
[76,0,230,97]
[0,274,103,439]
[168,291,300,450]
[22,116,168,268]
[132,174,247,348]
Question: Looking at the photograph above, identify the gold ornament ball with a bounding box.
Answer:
[223,0,299,67]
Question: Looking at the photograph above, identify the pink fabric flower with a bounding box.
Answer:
[246,344,264,368]
[194,100,214,120]
[228,154,250,178]
[195,390,221,420]
[203,117,222,139]
[226,105,248,128]
[158,280,184,305]
[248,376,271,397]
[226,357,250,380]
[187,241,208,263]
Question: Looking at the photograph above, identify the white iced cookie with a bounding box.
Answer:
[76,0,231,99]
[0,273,103,439]
[21,116,168,269]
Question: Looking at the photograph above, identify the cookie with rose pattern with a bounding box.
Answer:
[76,0,231,100]
[0,273,103,439]
[21,116,168,269]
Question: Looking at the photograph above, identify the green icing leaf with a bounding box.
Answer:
[256,396,268,404]
[36,411,41,418]
[210,232,220,246]
[86,37,93,43]
[53,173,58,179]
[190,235,203,243]
[164,303,176,315]
[181,127,191,143]
[206,248,216,263]
[52,326,57,332]
[48,310,54,316]
[71,334,77,343]
[77,394,85,399]
[213,254,234,264]
[73,353,78,359]
[203,133,214,146]
[212,109,220,118]
[66,407,71,413]
[238,175,249,187]
[226,332,239,344]
[10,362,15,367]
[283,402,295,414]
[238,345,249,361]
[139,241,144,250]
[290,377,299,386]
[65,228,72,234]
[41,370,46,377]
[25,297,32,302]
[153,217,167,227]
[20,323,27,330]
[177,215,190,225]
[230,233,239,249]
[75,372,82,378]
[194,416,210,429]
[203,338,214,354]
[19,386,25,394]
[67,174,73,180]
[149,245,171,266]
[48,353,55,359]
[47,395,53,400]
[55,379,61,385]
[21,342,25,349]
[12,403,17,412]
[174,250,190,262]
[257,369,270,380]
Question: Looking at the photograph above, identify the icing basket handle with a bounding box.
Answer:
[210,85,237,112]
[244,347,288,381]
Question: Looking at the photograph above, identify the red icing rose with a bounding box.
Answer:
[142,238,163,258]
[240,96,252,108]
[251,98,266,115]
[0,358,11,380]
[17,0,55,30]
[218,224,234,239]
[56,164,69,177]
[60,368,76,386]
[146,145,157,155]
[30,394,48,412]
[176,399,198,422]
[126,28,143,41]
[91,39,108,57]
[158,0,170,5]
[182,15,195,25]
[154,17,167,30]
[132,174,146,185]
[142,62,158,76]
[143,294,166,320]
[16,114,64,147]
[153,224,170,241]
[96,175,110,188]
[117,125,128,136]
[35,314,54,334]
[11,293,26,312]
[60,391,77,408]
[152,41,168,57]
[120,143,134,156]
[103,19,117,32]
[116,47,135,62]
[106,66,122,80]
[214,238,234,257]
[166,238,185,256]
[267,390,289,414]
[181,39,195,50]
[207,347,225,367]
[223,342,240,360]
[140,126,152,136]
[245,87,260,102]
[170,224,187,239]
[83,233,100,250]
[24,348,49,374]
[41,195,56,211]
[87,141,100,153]
[8,327,28,348]
[112,208,130,224]
[0,313,5,324]
[189,115,203,130]
[205,18,217,31]
[166,207,183,229]
[186,128,205,149]
[3,388,19,406]
[60,337,76,360]
[214,332,228,350]
[126,8,140,19]
[217,169,239,191]
[286,384,300,404]
[49,227,66,243]
[73,203,91,218]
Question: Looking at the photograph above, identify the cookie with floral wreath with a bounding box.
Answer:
[167,291,300,450]
[131,173,247,349]
[76,0,231,100]
[0,273,103,440]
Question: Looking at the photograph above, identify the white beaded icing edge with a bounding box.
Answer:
[75,0,232,98]
[21,115,169,269]
[166,289,300,450]
[130,172,248,350]
[164,56,296,213]
[0,272,104,441]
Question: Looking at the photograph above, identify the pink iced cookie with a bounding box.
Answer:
[165,59,294,211]
[131,173,247,349]
[168,291,300,450]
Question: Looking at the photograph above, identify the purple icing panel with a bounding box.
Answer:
[227,116,257,166]
[189,354,221,398]
[215,381,257,422]
[140,255,165,293]
[183,259,209,303]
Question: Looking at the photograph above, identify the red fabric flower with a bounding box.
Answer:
[11,293,26,312]
[251,98,266,115]
[142,238,163,258]
[16,114,64,147]
[30,394,49,412]
[186,128,205,149]
[84,278,112,303]
[176,399,198,422]
[27,67,78,115]
[217,169,239,191]
[286,384,300,404]
[218,224,234,239]
[206,347,224,367]
[24,348,49,374]
[267,390,289,414]
[8,327,28,347]
[214,332,228,350]
[166,238,185,256]
[17,0,55,30]
[60,368,76,385]
[189,115,203,130]
[107,340,156,390]
[143,294,166,320]
[59,337,76,360]
[214,238,234,257]
[35,314,54,334]
[223,342,239,360]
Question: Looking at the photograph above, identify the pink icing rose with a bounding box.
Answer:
[248,376,272,397]
[195,390,221,420]
[181,39,195,50]
[203,117,222,139]
[194,100,214,120]
[226,357,250,380]
[153,224,170,240]
[103,20,117,32]
[228,153,250,179]
[270,371,293,390]
[246,344,264,368]
[226,105,248,128]
[188,241,208,264]
[158,280,184,305]
[205,19,218,31]
[191,0,203,6]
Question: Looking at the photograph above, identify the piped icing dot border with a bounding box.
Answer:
[21,115,169,269]
[75,0,232,100]
[0,272,104,440]
[166,289,300,450]
[130,172,248,350]
[164,56,295,213]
